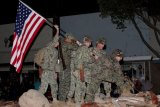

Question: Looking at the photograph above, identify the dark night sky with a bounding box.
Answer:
[0,0,99,25]
[1,0,160,25]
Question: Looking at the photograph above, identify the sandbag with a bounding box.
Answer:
[18,89,50,107]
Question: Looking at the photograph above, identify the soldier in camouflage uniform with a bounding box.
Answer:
[68,36,93,105]
[84,38,107,99]
[85,49,127,103]
[38,25,59,102]
[103,49,124,97]
[67,47,77,101]
[58,33,79,101]
[90,38,107,75]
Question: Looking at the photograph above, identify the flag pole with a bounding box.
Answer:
[46,19,66,34]
[19,0,46,20]
[20,0,66,37]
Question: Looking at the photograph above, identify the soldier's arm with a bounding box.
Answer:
[70,59,74,73]
[104,56,112,68]
[52,25,60,46]
[114,63,123,75]
[54,25,59,37]
[70,51,76,73]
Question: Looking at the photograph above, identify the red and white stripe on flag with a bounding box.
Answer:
[10,1,46,73]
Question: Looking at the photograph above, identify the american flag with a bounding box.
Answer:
[10,0,46,73]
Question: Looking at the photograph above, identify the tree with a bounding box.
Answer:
[97,0,160,57]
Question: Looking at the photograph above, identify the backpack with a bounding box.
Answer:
[34,47,47,66]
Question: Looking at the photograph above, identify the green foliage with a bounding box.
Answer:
[97,0,146,30]
[97,0,160,57]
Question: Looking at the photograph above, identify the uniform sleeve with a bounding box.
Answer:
[52,35,59,46]
[114,62,123,75]
[82,48,92,65]
[104,56,112,68]
[70,51,76,73]
[72,44,79,51]
[83,48,95,66]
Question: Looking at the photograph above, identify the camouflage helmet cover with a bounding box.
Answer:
[65,33,76,41]
[112,49,123,57]
[96,37,106,44]
[83,36,92,42]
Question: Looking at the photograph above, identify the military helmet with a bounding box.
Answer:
[83,36,92,42]
[96,37,106,45]
[112,49,123,57]
[65,33,76,41]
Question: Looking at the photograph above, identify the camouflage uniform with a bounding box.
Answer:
[73,45,93,103]
[58,34,79,101]
[39,35,59,100]
[90,47,107,74]
[67,36,93,103]
[84,38,107,101]
[67,50,77,99]
[85,49,125,102]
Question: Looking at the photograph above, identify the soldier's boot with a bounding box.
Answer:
[67,97,71,102]
[53,97,58,102]
[105,88,111,98]
[106,92,111,98]
[99,93,106,100]
[75,102,81,107]
[81,98,84,104]
[67,97,74,103]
